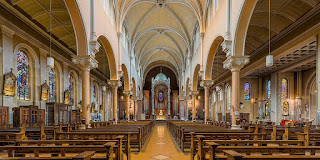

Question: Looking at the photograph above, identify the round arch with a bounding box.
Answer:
[233,0,258,56]
[192,64,200,91]
[205,36,224,80]
[64,0,88,56]
[121,64,130,91]
[98,36,118,80]
[132,78,136,97]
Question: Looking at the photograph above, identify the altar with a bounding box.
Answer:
[155,110,167,120]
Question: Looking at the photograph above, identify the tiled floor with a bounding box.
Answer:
[131,123,189,160]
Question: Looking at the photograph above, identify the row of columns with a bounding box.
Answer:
[185,56,249,128]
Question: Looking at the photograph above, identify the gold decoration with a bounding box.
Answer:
[64,89,70,104]
[3,69,17,96]
[41,80,49,101]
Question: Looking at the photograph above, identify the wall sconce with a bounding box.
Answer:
[121,96,124,100]
[198,96,201,100]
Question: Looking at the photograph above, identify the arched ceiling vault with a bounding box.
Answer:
[120,0,206,77]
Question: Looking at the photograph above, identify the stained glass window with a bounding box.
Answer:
[17,50,30,100]
[93,84,98,102]
[244,82,251,100]
[48,68,56,102]
[265,80,271,99]
[69,73,74,105]
[281,78,288,98]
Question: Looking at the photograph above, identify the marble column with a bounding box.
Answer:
[72,55,98,125]
[201,80,214,123]
[190,91,199,121]
[108,80,121,123]
[123,90,132,121]
[133,96,138,121]
[102,86,106,121]
[184,97,188,121]
[223,56,249,128]
[179,98,185,120]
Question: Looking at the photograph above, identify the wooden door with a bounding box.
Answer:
[21,108,29,126]
[38,109,45,125]
[218,113,222,121]
[240,113,250,122]
[0,107,9,128]
[226,113,231,123]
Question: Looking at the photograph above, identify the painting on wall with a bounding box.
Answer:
[64,89,70,105]
[41,81,50,101]
[3,69,17,96]
[159,90,164,102]
[283,101,289,116]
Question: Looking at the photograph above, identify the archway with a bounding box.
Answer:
[64,0,88,56]
[98,36,118,80]
[205,36,224,80]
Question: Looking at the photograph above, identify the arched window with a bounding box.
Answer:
[93,84,98,102]
[265,80,271,99]
[219,89,223,101]
[281,78,288,98]
[213,92,216,103]
[17,50,30,100]
[48,68,56,102]
[228,86,232,109]
[244,82,251,100]
[69,73,75,105]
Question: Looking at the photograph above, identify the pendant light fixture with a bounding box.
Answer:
[266,0,273,67]
[47,0,54,68]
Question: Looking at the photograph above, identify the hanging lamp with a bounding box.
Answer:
[47,0,54,68]
[266,0,273,67]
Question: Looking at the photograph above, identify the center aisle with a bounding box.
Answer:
[132,122,189,160]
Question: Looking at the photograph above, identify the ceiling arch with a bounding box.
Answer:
[122,0,199,73]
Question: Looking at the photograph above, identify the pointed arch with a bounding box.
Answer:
[205,36,224,80]
[192,64,200,91]
[121,64,130,91]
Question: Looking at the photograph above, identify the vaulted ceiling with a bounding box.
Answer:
[9,0,77,53]
[122,0,205,75]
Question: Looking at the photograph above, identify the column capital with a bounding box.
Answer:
[89,40,101,56]
[223,55,250,72]
[190,90,199,96]
[72,55,98,71]
[200,80,214,89]
[108,80,122,89]
[221,39,232,56]
[1,25,15,38]
[123,90,132,97]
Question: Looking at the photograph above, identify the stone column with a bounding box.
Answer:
[179,98,185,120]
[108,80,121,123]
[190,91,199,121]
[72,55,98,125]
[201,80,214,123]
[223,56,249,129]
[133,96,138,121]
[184,97,188,121]
[168,88,171,117]
[123,90,132,121]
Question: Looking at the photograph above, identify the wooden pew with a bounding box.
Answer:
[201,142,320,160]
[0,143,119,160]
[0,151,96,160]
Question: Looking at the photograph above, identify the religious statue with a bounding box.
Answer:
[159,110,163,115]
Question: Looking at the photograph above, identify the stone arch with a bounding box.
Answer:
[98,36,118,80]
[64,0,88,56]
[192,64,201,91]
[121,64,130,91]
[205,36,224,80]
[186,78,190,98]
[132,78,136,97]
[233,0,258,56]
